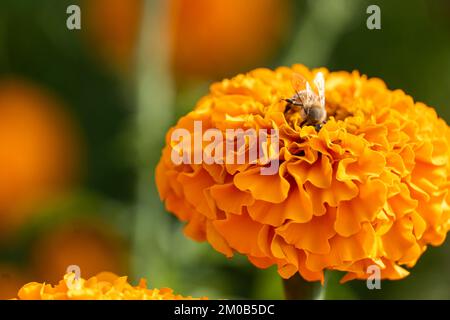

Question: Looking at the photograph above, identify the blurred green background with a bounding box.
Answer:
[0,0,449,299]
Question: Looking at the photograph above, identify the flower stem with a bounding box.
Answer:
[282,274,322,300]
[132,0,175,287]
[283,0,362,66]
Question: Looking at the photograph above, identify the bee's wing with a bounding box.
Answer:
[314,72,325,107]
[291,73,308,95]
[292,72,316,106]
[304,81,315,106]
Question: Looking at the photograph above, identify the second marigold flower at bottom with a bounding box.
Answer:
[13,272,207,300]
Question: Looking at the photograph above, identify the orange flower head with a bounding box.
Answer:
[13,272,207,300]
[156,65,450,283]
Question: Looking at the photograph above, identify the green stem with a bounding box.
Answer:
[283,274,322,300]
[283,0,362,67]
[132,0,174,287]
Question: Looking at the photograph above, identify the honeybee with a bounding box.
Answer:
[283,72,327,131]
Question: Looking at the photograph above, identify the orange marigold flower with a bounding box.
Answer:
[13,272,207,300]
[155,65,450,283]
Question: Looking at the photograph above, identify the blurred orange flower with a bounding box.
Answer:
[0,79,81,238]
[14,272,207,300]
[83,0,143,74]
[83,0,292,79]
[156,65,450,283]
[169,0,293,80]
[30,218,127,285]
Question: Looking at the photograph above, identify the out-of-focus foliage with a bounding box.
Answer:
[0,0,135,203]
[0,0,449,300]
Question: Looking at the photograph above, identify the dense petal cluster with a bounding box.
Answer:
[156,65,450,282]
[14,272,206,300]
